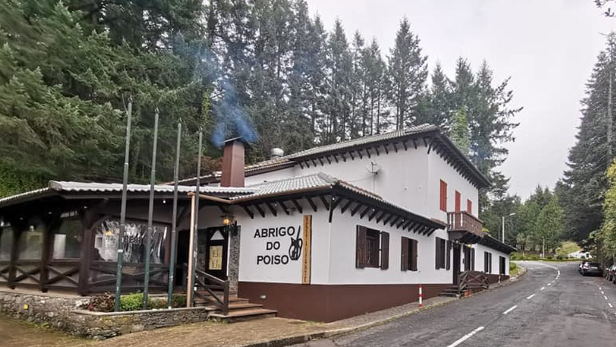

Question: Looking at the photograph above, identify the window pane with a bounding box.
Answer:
[94,219,166,264]
[52,218,82,259]
[18,218,44,260]
[0,227,13,261]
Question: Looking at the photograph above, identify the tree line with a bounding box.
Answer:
[0,0,521,226]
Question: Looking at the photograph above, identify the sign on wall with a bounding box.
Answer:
[253,224,303,265]
[302,215,312,284]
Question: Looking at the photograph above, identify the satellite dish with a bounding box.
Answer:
[366,161,382,175]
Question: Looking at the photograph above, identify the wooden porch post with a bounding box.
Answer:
[78,212,94,296]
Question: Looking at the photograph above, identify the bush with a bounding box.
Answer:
[509,262,518,271]
[81,292,114,312]
[171,294,187,308]
[120,293,145,311]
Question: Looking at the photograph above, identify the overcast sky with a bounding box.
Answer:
[306,0,616,199]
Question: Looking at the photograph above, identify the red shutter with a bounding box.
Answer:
[439,180,447,212]
[455,191,461,213]
[467,199,472,214]
[411,239,418,271]
[401,237,409,271]
[380,232,389,270]
[356,226,367,268]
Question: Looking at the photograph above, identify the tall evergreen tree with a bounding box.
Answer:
[387,17,428,130]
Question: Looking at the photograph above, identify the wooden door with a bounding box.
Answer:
[453,245,461,284]
[204,227,228,280]
[455,191,461,226]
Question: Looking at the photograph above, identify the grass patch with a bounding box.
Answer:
[509,262,519,276]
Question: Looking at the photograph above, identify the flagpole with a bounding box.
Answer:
[187,129,203,307]
[114,96,133,312]
[143,108,160,309]
[167,121,182,308]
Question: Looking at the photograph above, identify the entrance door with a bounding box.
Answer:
[452,245,461,284]
[204,227,228,280]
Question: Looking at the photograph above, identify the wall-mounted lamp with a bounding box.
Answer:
[222,213,235,226]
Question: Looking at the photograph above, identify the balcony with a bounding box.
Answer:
[447,211,484,243]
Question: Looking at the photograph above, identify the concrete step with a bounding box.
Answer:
[208,308,277,323]
[203,302,264,311]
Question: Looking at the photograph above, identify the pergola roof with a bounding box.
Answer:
[0,181,256,209]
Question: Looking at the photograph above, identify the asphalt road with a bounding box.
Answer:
[293,261,616,347]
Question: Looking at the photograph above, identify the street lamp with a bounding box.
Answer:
[501,213,516,243]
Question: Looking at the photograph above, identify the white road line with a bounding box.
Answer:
[599,286,602,290]
[503,305,518,315]
[527,294,536,300]
[609,303,613,308]
[541,287,545,291]
[605,296,609,301]
[447,326,485,347]
[547,283,552,286]
[601,291,605,295]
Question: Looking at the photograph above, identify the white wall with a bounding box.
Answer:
[472,243,510,276]
[245,142,479,226]
[233,199,331,284]
[327,206,452,285]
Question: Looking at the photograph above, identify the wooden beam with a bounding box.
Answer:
[319,195,330,211]
[368,209,380,221]
[360,206,372,219]
[383,144,389,154]
[366,148,371,158]
[401,220,412,230]
[333,155,339,163]
[393,143,398,153]
[254,204,266,218]
[329,196,342,223]
[299,161,304,169]
[291,199,303,213]
[306,197,318,212]
[413,139,418,149]
[376,212,388,223]
[383,214,393,225]
[311,158,318,167]
[325,155,332,164]
[349,151,355,160]
[279,201,290,215]
[374,146,380,156]
[402,141,408,151]
[351,203,363,217]
[266,202,278,217]
[357,150,363,159]
[397,218,406,228]
[241,205,254,219]
[318,157,324,166]
[389,216,399,227]
[340,199,353,214]
[341,153,347,162]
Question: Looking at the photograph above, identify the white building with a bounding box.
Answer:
[0,124,515,323]
[185,124,515,321]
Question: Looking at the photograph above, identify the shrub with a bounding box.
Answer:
[120,293,144,311]
[149,298,168,309]
[509,262,518,271]
[171,294,187,308]
[82,292,114,312]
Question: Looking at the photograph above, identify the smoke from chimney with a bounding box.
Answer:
[221,138,245,187]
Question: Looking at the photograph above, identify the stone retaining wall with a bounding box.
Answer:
[0,290,210,339]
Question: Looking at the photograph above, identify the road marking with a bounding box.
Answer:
[503,305,518,315]
[527,294,536,300]
[447,326,485,347]
[601,291,605,295]
[599,286,602,290]
[609,303,613,308]
[541,287,545,291]
[605,296,609,301]
[547,283,552,286]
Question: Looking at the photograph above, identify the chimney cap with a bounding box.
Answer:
[223,137,250,146]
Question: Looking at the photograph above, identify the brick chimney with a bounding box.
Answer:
[221,137,245,187]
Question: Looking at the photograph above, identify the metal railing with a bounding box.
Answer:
[447,211,483,237]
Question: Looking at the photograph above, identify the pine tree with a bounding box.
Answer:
[387,17,428,130]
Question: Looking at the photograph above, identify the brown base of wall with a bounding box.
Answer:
[238,282,451,322]
[486,274,510,285]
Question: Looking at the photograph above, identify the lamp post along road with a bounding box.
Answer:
[501,213,516,243]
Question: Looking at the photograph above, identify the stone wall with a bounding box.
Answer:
[0,290,210,339]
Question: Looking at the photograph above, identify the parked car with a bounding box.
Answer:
[578,261,587,274]
[607,264,616,283]
[580,262,603,276]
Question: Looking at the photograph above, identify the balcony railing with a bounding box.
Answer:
[447,211,483,237]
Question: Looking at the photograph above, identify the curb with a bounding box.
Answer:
[242,269,529,347]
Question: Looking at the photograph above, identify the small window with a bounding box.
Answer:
[484,251,492,274]
[401,237,418,271]
[467,199,472,214]
[51,217,82,260]
[439,180,448,212]
[0,226,13,261]
[499,256,506,275]
[435,237,446,269]
[356,226,389,269]
[18,217,44,260]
